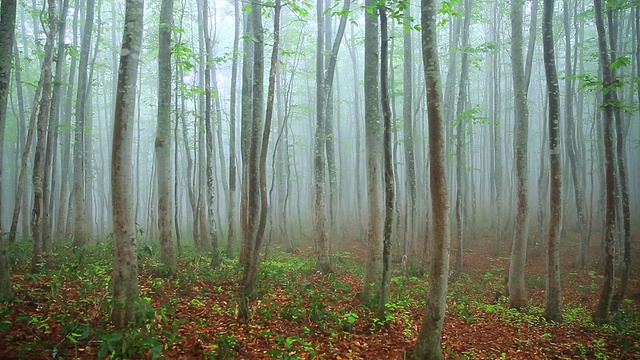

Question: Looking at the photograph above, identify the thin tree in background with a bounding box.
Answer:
[156,0,176,276]
[73,0,97,247]
[508,0,530,310]
[314,0,330,273]
[592,0,617,325]
[31,0,56,273]
[0,0,18,301]
[542,0,562,322]
[201,0,220,267]
[111,0,144,328]
[453,0,471,278]
[362,0,383,305]
[402,1,417,264]
[412,0,451,357]
[227,0,240,257]
[564,0,588,269]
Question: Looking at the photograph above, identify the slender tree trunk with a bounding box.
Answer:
[238,0,266,322]
[492,4,503,256]
[377,5,394,320]
[564,0,588,269]
[453,0,471,278]
[362,0,383,304]
[227,0,240,257]
[608,7,631,313]
[542,0,562,322]
[508,0,530,310]
[156,0,176,275]
[0,0,18,301]
[314,0,330,272]
[111,0,143,329]
[592,0,616,325]
[200,0,219,267]
[403,3,417,264]
[31,0,56,273]
[73,0,96,247]
[412,0,450,357]
[42,0,70,251]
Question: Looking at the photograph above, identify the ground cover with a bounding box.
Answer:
[1,235,638,359]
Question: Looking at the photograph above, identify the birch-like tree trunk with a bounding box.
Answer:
[362,0,383,304]
[592,0,616,325]
[227,0,240,257]
[73,0,96,247]
[111,0,143,328]
[377,5,394,320]
[542,0,562,322]
[0,0,18,301]
[412,0,450,357]
[508,0,530,310]
[31,0,56,273]
[156,0,176,275]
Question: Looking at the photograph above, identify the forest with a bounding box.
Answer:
[0,0,639,358]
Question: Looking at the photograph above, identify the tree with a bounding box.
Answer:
[508,0,530,310]
[73,0,97,247]
[592,0,617,325]
[238,0,268,322]
[402,1,417,265]
[227,0,240,257]
[0,0,18,301]
[542,0,562,322]
[314,0,330,273]
[314,0,350,273]
[412,0,451,357]
[111,0,144,328]
[377,3,394,321]
[453,0,472,278]
[31,0,56,273]
[156,0,176,276]
[362,0,383,304]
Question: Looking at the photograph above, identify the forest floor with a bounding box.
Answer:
[1,233,639,359]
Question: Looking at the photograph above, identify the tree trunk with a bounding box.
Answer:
[592,0,616,325]
[377,5,394,320]
[238,0,266,322]
[508,0,530,310]
[362,0,383,304]
[111,0,143,328]
[453,0,472,278]
[73,0,96,247]
[542,0,562,323]
[200,0,220,267]
[156,0,176,276]
[314,0,330,273]
[412,0,450,357]
[31,0,56,273]
[227,0,240,257]
[403,3,417,264]
[0,0,18,301]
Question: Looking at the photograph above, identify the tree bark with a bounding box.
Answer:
[412,0,450,358]
[156,0,176,275]
[73,0,96,247]
[362,0,383,304]
[0,0,18,301]
[31,0,56,273]
[377,5,394,320]
[111,0,143,328]
[508,0,530,310]
[592,0,616,325]
[542,0,563,322]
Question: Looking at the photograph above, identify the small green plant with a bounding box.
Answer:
[340,312,359,331]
